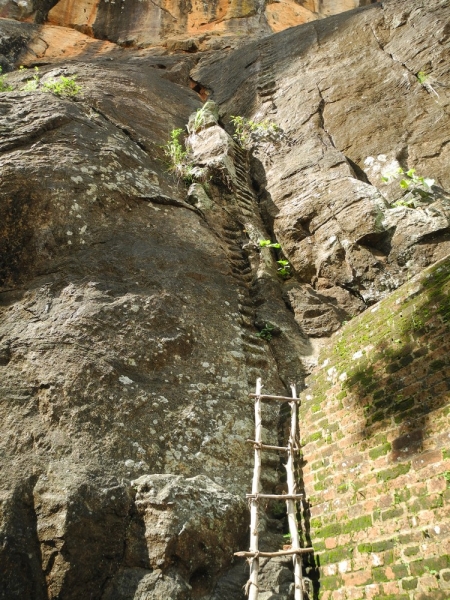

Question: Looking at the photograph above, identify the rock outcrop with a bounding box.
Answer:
[0,0,449,597]
[0,0,378,49]
[193,0,450,331]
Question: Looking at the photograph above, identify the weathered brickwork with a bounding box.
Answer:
[299,255,450,600]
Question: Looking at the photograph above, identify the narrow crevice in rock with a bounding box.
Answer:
[345,156,371,184]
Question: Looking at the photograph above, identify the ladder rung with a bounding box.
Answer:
[246,493,303,500]
[246,440,300,452]
[234,548,314,558]
[249,393,300,403]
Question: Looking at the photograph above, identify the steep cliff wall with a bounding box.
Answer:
[193,0,450,334]
[298,255,450,599]
[0,0,449,598]
[0,0,377,47]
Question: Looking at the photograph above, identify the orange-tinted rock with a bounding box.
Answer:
[19,23,121,64]
[1,0,379,47]
[266,0,317,33]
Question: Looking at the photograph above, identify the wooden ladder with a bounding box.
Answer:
[235,378,313,600]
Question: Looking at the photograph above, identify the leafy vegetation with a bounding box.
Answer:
[21,66,40,92]
[258,240,291,277]
[417,70,438,97]
[0,67,13,92]
[382,167,435,208]
[230,115,281,149]
[43,75,82,98]
[256,323,275,342]
[163,128,189,175]
[277,259,291,277]
[259,239,281,249]
[417,71,428,85]
[162,128,207,184]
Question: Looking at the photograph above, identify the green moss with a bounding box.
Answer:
[320,575,343,591]
[317,522,342,539]
[372,567,389,583]
[402,578,418,590]
[391,563,409,578]
[369,442,392,460]
[376,463,410,483]
[381,507,404,521]
[341,515,372,534]
[404,546,419,557]
[394,489,411,503]
[373,595,409,600]
[321,547,350,564]
[372,540,395,552]
[423,555,450,572]
[313,539,326,551]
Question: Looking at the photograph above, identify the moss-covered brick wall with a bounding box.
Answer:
[298,255,450,600]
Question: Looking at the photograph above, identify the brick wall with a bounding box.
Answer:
[298,255,450,600]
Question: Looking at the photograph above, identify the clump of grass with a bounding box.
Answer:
[162,128,207,185]
[43,75,82,98]
[21,66,40,91]
[230,115,282,149]
[0,67,13,92]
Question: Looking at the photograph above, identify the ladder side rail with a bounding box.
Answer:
[248,377,263,600]
[286,383,304,600]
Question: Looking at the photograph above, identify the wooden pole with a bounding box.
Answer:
[236,548,313,558]
[286,383,304,600]
[248,378,262,600]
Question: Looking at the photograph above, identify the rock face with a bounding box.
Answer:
[0,0,449,598]
[193,0,450,330]
[0,0,378,48]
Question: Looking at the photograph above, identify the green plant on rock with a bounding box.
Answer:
[190,105,209,133]
[21,66,40,92]
[277,259,291,277]
[417,70,439,97]
[256,323,275,342]
[0,67,13,92]
[163,128,191,179]
[230,115,282,149]
[259,239,281,249]
[417,71,428,85]
[381,167,435,208]
[43,75,82,98]
[162,128,208,185]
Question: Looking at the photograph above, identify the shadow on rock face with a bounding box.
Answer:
[0,473,248,600]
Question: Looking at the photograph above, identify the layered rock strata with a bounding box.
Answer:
[0,0,449,597]
[0,0,378,48]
